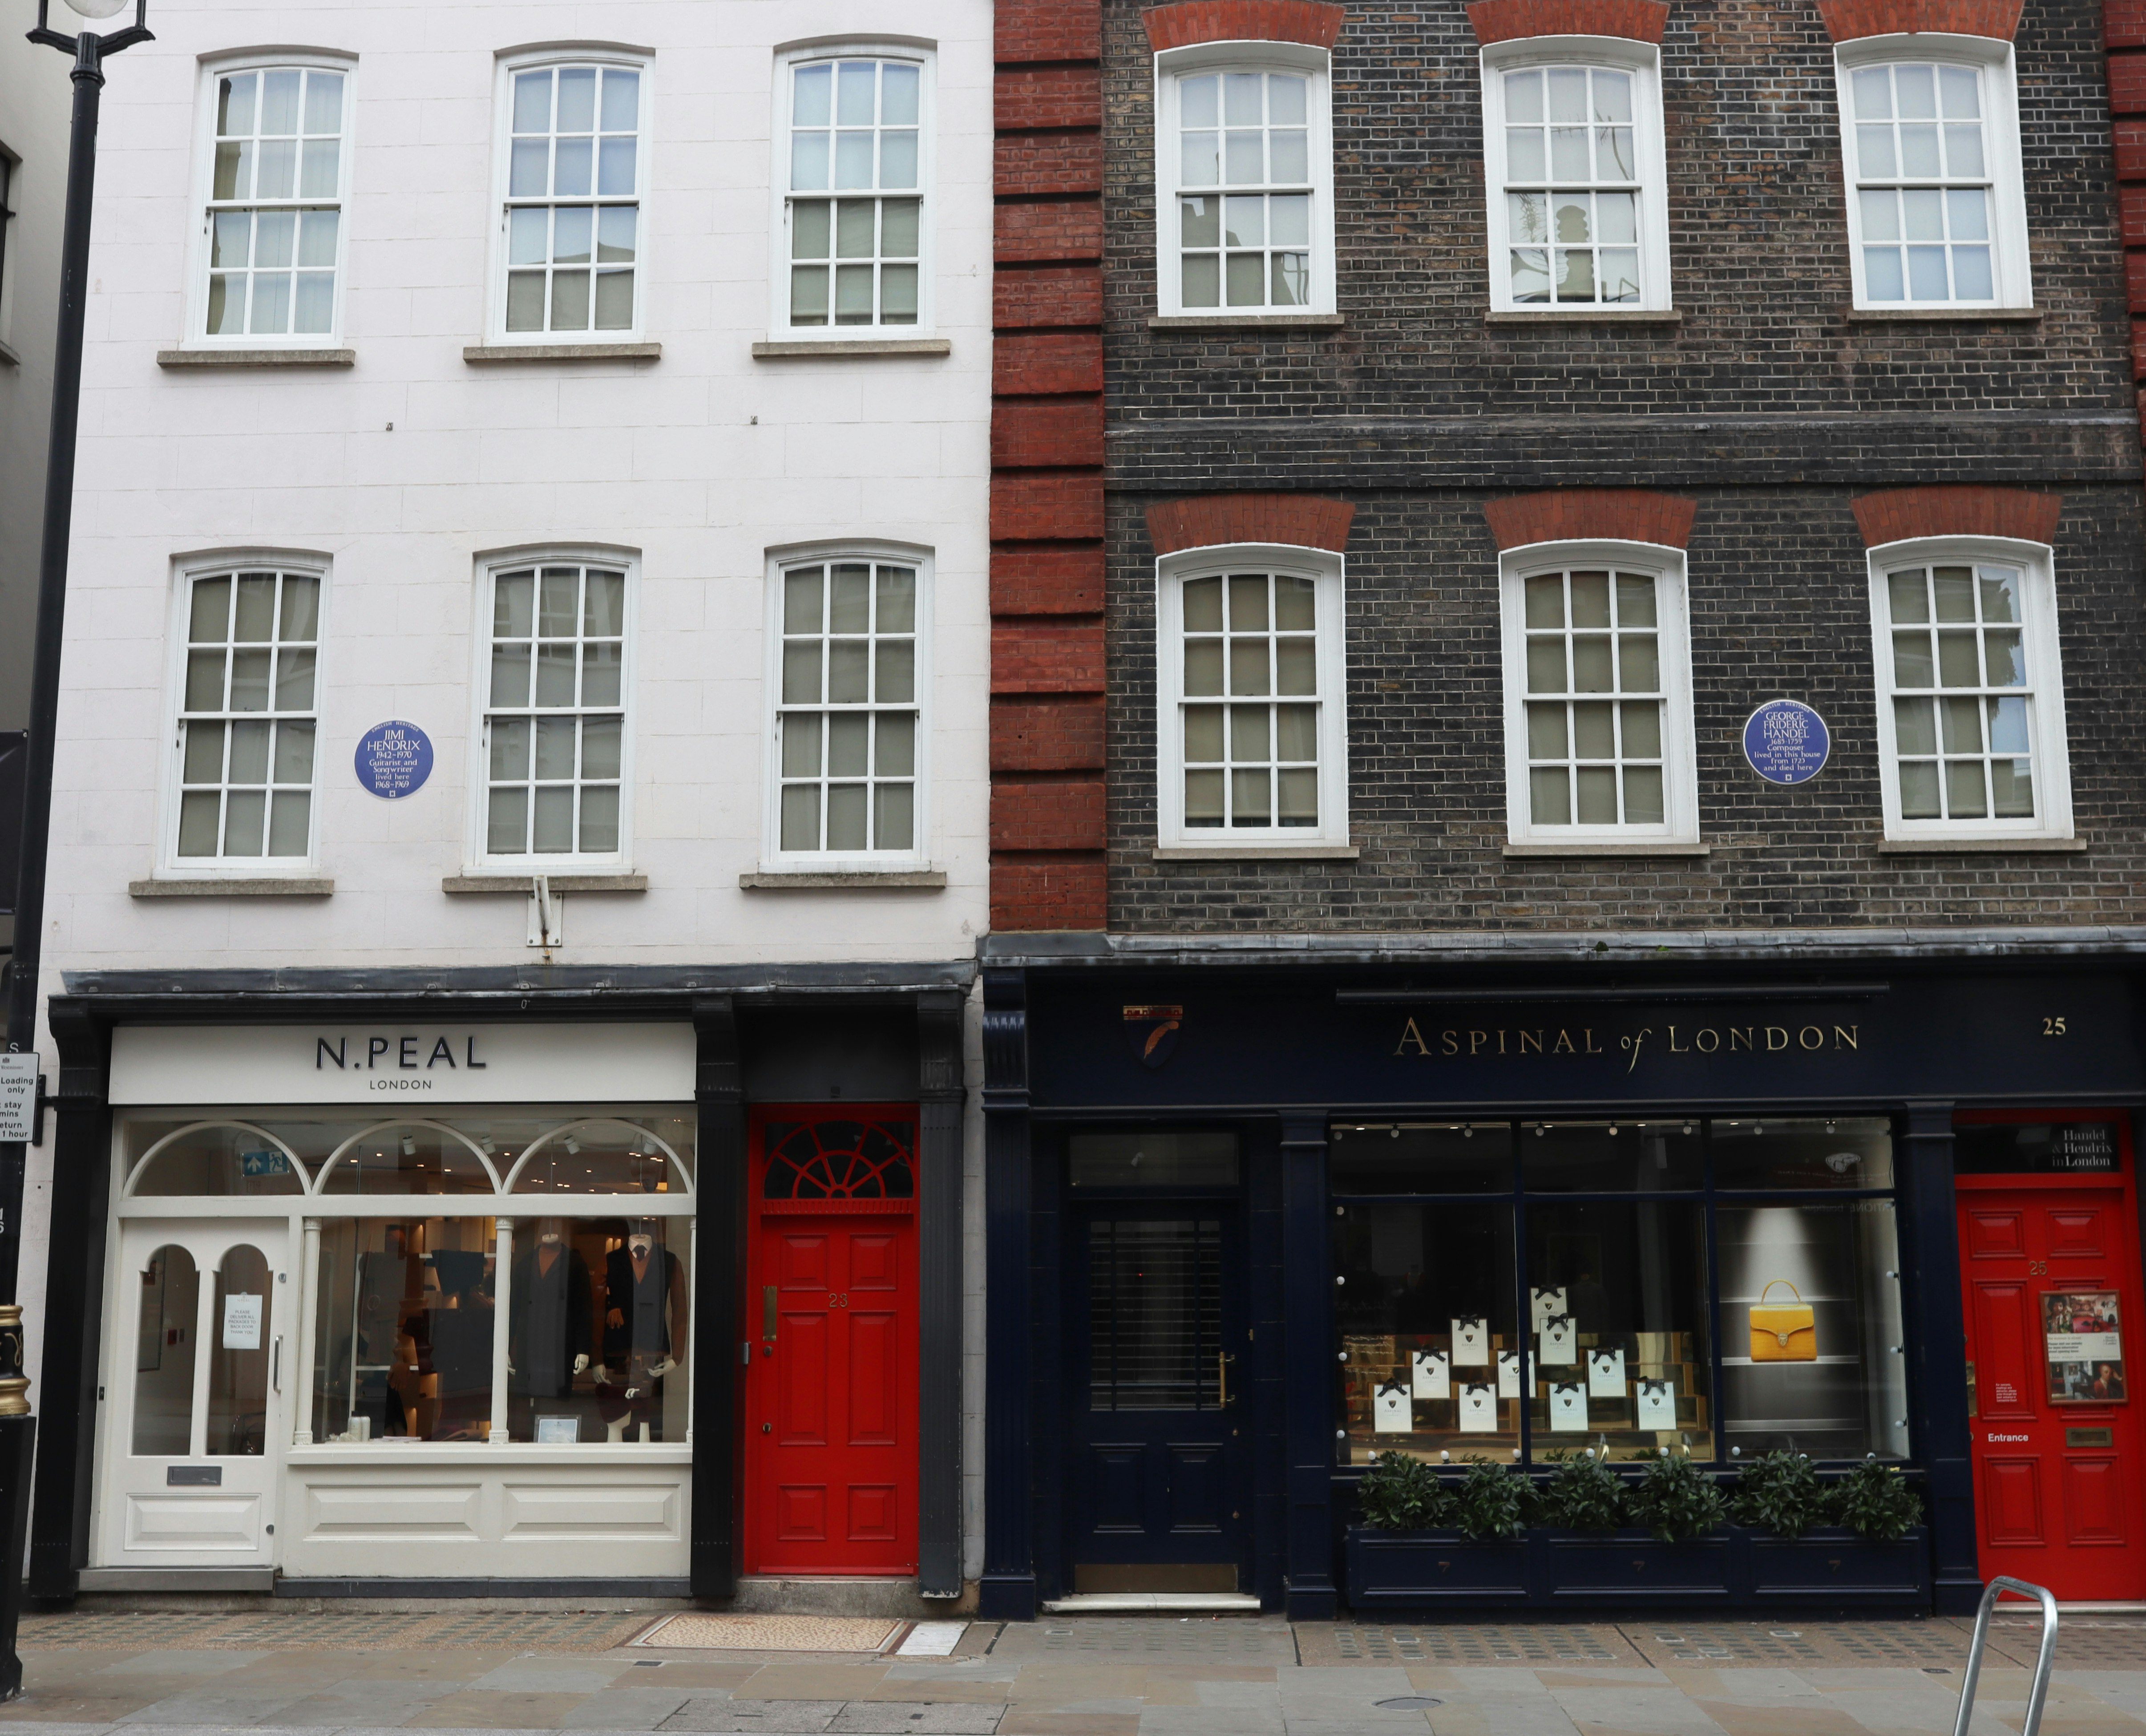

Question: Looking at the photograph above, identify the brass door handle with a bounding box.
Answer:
[1218,1352,1236,1408]
[763,1286,777,1341]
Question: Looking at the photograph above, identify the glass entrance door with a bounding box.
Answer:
[101,1220,289,1566]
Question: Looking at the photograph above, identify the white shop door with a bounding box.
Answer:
[100,1221,288,1566]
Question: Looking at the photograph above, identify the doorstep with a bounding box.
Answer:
[1041,1592,1262,1613]
[78,1567,275,1593]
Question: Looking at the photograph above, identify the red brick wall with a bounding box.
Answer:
[1814,0,2022,36]
[1465,0,1670,44]
[1850,486,2065,546]
[993,0,1107,929]
[1141,0,1348,50]
[1482,489,1699,550]
[1145,493,1357,554]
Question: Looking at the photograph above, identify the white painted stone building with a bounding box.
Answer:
[18,0,993,1607]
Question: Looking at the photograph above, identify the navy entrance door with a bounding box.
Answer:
[1066,1207,1248,1592]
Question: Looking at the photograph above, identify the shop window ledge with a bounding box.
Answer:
[463,342,662,362]
[157,348,355,368]
[740,868,948,888]
[752,337,951,358]
[1152,843,1360,861]
[130,876,334,896]
[441,873,647,892]
[1875,837,2085,853]
[1502,842,1710,858]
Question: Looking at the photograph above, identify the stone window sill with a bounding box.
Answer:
[1153,843,1359,861]
[130,876,334,896]
[442,873,647,892]
[1502,842,1710,858]
[740,868,947,888]
[158,348,355,368]
[463,342,661,362]
[752,337,951,358]
[1485,310,1681,325]
[1875,836,2084,853]
[1147,314,1345,332]
[1845,308,2040,322]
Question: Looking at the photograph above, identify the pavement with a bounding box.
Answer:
[5,1606,2145,1736]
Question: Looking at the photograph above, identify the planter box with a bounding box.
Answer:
[1342,1524,1932,1612]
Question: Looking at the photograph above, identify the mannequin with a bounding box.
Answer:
[598,1221,687,1442]
[508,1218,593,1440]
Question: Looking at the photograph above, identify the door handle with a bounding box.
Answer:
[1965,1360,1977,1419]
[271,1336,282,1393]
[1217,1352,1235,1408]
[763,1286,778,1342]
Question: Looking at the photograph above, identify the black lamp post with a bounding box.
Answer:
[0,0,151,1694]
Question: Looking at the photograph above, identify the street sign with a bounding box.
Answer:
[355,720,434,800]
[0,1056,36,1145]
[1743,699,1830,785]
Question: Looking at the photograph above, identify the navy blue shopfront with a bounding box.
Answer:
[977,946,2146,1619]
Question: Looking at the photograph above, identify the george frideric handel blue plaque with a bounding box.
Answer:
[1742,699,1830,785]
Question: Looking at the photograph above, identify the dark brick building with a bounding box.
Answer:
[978,0,2146,1620]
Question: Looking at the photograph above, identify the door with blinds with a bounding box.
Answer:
[1066,1208,1248,1593]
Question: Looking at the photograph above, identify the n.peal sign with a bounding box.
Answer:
[109,1023,694,1105]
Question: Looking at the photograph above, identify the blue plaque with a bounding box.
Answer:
[355,720,434,800]
[1743,700,1830,785]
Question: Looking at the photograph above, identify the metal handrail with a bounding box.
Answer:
[1952,1575,2058,1736]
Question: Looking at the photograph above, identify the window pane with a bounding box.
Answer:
[1329,1121,1514,1194]
[1712,1117,1894,1190]
[1090,1219,1221,1412]
[1522,1119,1703,1191]
[132,1246,201,1454]
[309,1217,496,1442]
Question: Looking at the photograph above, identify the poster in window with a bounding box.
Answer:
[1457,1381,1497,1432]
[1587,1347,1625,1398]
[1411,1347,1450,1400]
[1373,1379,1413,1433]
[1451,1316,1490,1366]
[1540,1313,1577,1365]
[2042,1290,2126,1404]
[1547,1380,1588,1431]
[1636,1378,1677,1429]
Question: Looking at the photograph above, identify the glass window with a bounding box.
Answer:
[762,1117,917,1201]
[321,1124,497,1194]
[174,568,320,863]
[1716,1200,1907,1460]
[1329,1123,1513,1194]
[774,559,921,858]
[204,65,346,339]
[1522,1120,1702,1191]
[1069,1131,1241,1189]
[205,1243,274,1456]
[1335,1201,1519,1464]
[784,57,925,331]
[1847,61,1995,304]
[482,561,629,862]
[1711,1117,1895,1190]
[1160,557,1346,847]
[129,1124,305,1196]
[505,1215,689,1444]
[1497,65,1641,305]
[1172,69,1318,312]
[1956,1120,2122,1175]
[312,1218,497,1441]
[1519,567,1669,830]
[509,1121,689,1194]
[132,1245,200,1455]
[1528,1201,1711,1459]
[1088,1218,1221,1411]
[1877,559,2053,830]
[502,63,642,336]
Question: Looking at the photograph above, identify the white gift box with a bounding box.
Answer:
[1458,1381,1497,1432]
[1539,1313,1578,1365]
[1412,1347,1450,1399]
[1373,1380,1412,1433]
[1548,1381,1588,1431]
[1636,1378,1677,1429]
[1587,1347,1626,1398]
[1451,1317,1490,1366]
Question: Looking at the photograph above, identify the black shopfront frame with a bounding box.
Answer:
[979,947,2146,1621]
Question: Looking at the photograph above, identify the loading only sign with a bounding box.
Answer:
[1742,699,1830,785]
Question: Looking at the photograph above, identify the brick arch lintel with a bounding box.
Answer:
[1466,0,1671,46]
[1482,488,1697,552]
[1146,494,1356,555]
[1815,0,2022,39]
[1142,0,1348,53]
[1851,485,2062,548]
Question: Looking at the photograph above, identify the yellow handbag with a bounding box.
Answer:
[1750,1281,1817,1363]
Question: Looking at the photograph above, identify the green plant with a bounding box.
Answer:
[1536,1450,1630,1532]
[1729,1451,1828,1539]
[1629,1449,1727,1543]
[1827,1458,1924,1542]
[1452,1456,1528,1541]
[1357,1450,1453,1532]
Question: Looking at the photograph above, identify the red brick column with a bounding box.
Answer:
[991,0,1108,931]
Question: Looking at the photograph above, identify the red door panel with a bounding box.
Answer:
[1958,1117,2145,1600]
[744,1109,920,1577]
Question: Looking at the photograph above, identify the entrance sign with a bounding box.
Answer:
[2044,1291,2126,1404]
[1743,699,1830,784]
[0,1054,36,1143]
[355,720,434,800]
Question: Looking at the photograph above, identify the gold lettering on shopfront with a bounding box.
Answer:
[1396,1020,1861,1066]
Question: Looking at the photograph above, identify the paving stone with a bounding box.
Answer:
[825,1704,1005,1733]
[659,1699,847,1733]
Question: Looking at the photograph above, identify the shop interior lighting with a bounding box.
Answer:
[400,1136,416,1157]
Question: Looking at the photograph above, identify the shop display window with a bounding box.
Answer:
[1331,1115,1905,1468]
[504,1216,689,1444]
[312,1217,498,1441]
[126,1122,308,1196]
[506,1119,692,1194]
[320,1123,497,1194]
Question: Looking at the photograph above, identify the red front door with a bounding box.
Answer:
[1956,1113,2146,1601]
[743,1109,919,1576]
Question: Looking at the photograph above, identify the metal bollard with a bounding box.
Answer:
[1952,1575,2058,1736]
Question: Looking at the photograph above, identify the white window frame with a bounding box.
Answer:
[182,52,356,352]
[1864,534,2071,842]
[1498,539,1699,846]
[766,41,938,342]
[1154,543,1350,849]
[1151,42,1338,319]
[1834,35,2031,312]
[487,46,654,347]
[760,542,935,871]
[1480,36,1671,313]
[463,546,639,874]
[158,550,330,878]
